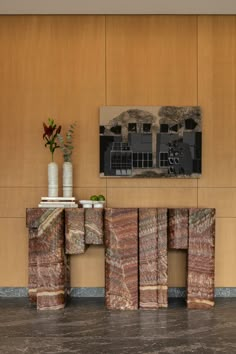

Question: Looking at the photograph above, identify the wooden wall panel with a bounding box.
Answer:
[198,16,236,188]
[107,188,197,208]
[168,251,187,287]
[70,246,105,287]
[215,218,236,286]
[0,219,28,286]
[0,15,106,188]
[0,188,47,217]
[106,15,197,106]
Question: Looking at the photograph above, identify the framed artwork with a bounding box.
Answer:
[100,106,201,178]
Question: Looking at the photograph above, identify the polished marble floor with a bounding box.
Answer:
[0,297,235,354]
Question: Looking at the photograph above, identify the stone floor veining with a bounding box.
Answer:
[0,298,235,354]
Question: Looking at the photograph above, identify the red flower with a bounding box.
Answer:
[42,118,61,161]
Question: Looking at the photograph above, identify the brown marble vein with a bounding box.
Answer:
[65,208,85,254]
[105,208,138,310]
[187,208,215,309]
[85,208,104,245]
[139,208,159,309]
[156,208,168,308]
[26,208,53,229]
[168,208,189,249]
[26,208,67,310]
[28,229,38,303]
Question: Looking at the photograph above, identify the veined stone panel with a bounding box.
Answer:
[28,228,38,303]
[26,208,68,310]
[139,208,168,309]
[85,208,104,245]
[105,208,138,310]
[26,208,52,229]
[168,208,189,249]
[139,208,159,309]
[187,208,215,309]
[65,208,85,255]
[156,208,168,307]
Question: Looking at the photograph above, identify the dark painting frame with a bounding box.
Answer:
[100,106,202,178]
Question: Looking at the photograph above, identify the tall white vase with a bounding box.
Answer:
[48,162,58,197]
[63,161,73,198]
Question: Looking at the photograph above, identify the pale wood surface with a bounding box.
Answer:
[0,15,106,188]
[198,16,236,187]
[70,246,105,287]
[0,219,28,286]
[106,15,197,106]
[168,251,187,287]
[215,218,236,286]
[0,188,47,217]
[107,188,198,208]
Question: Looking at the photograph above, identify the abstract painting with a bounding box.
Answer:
[100,106,202,178]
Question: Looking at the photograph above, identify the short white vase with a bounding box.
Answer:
[63,161,73,198]
[48,162,58,197]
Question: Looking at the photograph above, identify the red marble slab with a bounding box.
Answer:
[28,229,38,303]
[26,208,67,310]
[156,208,168,308]
[105,208,138,310]
[26,208,52,229]
[187,208,215,309]
[65,208,85,254]
[139,208,159,309]
[85,208,104,245]
[168,208,189,249]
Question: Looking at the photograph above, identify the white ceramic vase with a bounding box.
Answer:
[48,162,58,197]
[63,161,73,198]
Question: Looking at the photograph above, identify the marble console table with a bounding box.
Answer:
[26,207,215,310]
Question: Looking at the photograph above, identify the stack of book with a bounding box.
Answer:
[38,197,78,208]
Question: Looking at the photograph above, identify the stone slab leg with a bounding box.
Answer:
[139,208,168,309]
[139,208,158,309]
[28,229,38,303]
[26,208,67,310]
[85,208,104,245]
[187,208,215,309]
[156,208,168,308]
[168,208,189,249]
[65,208,85,254]
[105,208,138,310]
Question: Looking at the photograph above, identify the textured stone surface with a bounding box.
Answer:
[139,208,168,309]
[139,208,159,309]
[28,228,38,303]
[65,208,85,254]
[26,208,52,229]
[85,208,104,245]
[187,208,215,309]
[168,208,189,249]
[156,208,168,308]
[105,208,138,310]
[27,208,68,310]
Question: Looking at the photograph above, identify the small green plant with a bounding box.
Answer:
[56,122,76,162]
[43,118,61,161]
[90,194,105,201]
